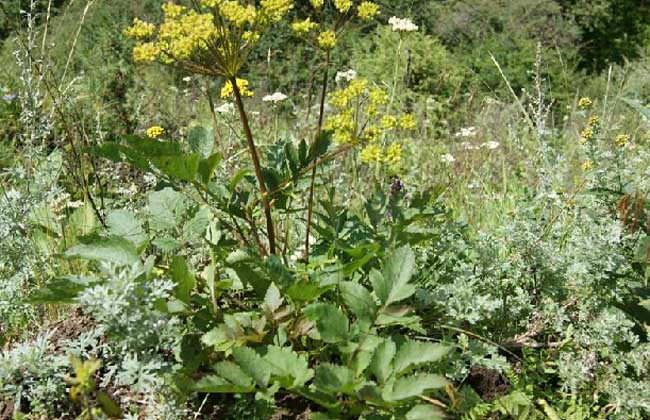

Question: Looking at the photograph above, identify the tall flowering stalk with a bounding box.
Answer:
[125,0,295,255]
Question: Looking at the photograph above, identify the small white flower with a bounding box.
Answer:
[455,127,477,138]
[483,141,500,150]
[335,69,357,83]
[461,142,477,150]
[388,16,418,32]
[215,102,235,114]
[182,76,192,83]
[440,153,456,164]
[262,92,288,103]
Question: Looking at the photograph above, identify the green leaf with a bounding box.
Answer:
[188,125,214,158]
[214,361,255,390]
[198,152,222,183]
[392,341,451,376]
[35,150,63,187]
[152,236,182,252]
[385,374,449,401]
[183,206,213,239]
[96,391,123,418]
[170,256,195,304]
[405,404,445,420]
[147,187,188,231]
[264,282,283,313]
[370,338,396,384]
[194,372,253,393]
[313,363,356,395]
[67,203,96,237]
[107,209,148,249]
[372,246,416,306]
[29,203,62,236]
[152,152,200,182]
[303,303,349,343]
[264,345,314,388]
[232,347,271,387]
[622,97,650,121]
[340,281,376,319]
[64,236,139,266]
[286,281,327,302]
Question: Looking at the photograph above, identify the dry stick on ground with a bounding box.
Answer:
[230,76,277,255]
[304,50,331,260]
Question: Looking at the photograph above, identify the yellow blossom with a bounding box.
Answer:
[310,0,324,8]
[615,134,630,147]
[123,18,156,39]
[220,1,257,27]
[260,0,294,22]
[581,160,592,171]
[334,0,353,13]
[580,127,594,143]
[399,114,416,129]
[221,78,254,98]
[380,115,397,130]
[133,42,160,62]
[384,143,402,165]
[146,126,165,138]
[588,115,600,127]
[357,1,380,20]
[318,30,337,49]
[291,18,318,35]
[162,2,186,19]
[360,144,383,163]
[578,97,592,110]
[363,126,379,142]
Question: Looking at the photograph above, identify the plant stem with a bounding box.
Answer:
[230,76,277,255]
[304,50,331,260]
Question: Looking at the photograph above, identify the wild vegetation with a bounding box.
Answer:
[1,0,650,419]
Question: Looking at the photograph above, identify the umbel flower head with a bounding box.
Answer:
[125,1,294,78]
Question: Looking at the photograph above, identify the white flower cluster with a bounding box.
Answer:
[440,153,456,164]
[335,69,357,83]
[215,102,235,114]
[262,91,288,103]
[455,126,477,138]
[388,16,418,32]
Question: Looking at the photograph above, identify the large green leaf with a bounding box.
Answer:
[303,303,349,343]
[27,275,99,304]
[340,281,376,319]
[372,246,416,307]
[405,404,445,420]
[64,236,139,266]
[106,209,148,249]
[264,345,314,388]
[392,341,451,376]
[384,374,449,401]
[313,363,356,395]
[232,347,271,387]
[370,338,396,384]
[147,187,189,231]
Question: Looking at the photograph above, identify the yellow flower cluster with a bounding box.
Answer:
[318,30,337,49]
[578,97,592,110]
[588,115,600,127]
[291,18,319,35]
[146,126,165,138]
[581,160,593,171]
[221,78,254,98]
[615,133,630,147]
[125,1,293,77]
[325,77,414,170]
[357,2,380,20]
[334,0,353,13]
[580,127,594,144]
[123,18,155,39]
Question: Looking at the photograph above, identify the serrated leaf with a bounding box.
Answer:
[405,404,445,420]
[264,345,314,388]
[214,361,255,389]
[385,374,449,401]
[313,363,356,395]
[64,236,139,265]
[147,187,188,231]
[286,282,326,302]
[372,246,416,306]
[232,347,271,387]
[370,338,396,384]
[188,125,214,158]
[340,281,376,319]
[392,341,451,376]
[107,209,148,249]
[303,303,349,343]
[194,374,252,393]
